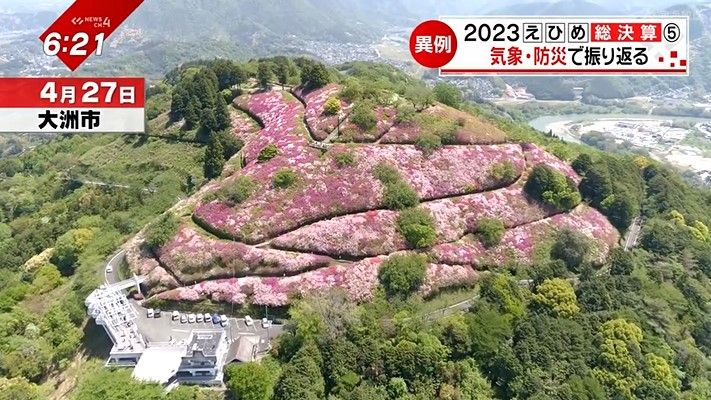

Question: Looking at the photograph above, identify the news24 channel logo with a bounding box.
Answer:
[409,16,689,76]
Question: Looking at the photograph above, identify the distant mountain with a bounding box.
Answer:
[123,0,415,44]
[0,10,56,33]
[490,0,613,16]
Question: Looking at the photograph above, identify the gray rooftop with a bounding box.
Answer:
[186,331,224,357]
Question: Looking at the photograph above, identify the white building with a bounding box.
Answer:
[86,277,235,386]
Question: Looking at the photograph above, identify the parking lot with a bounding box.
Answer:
[132,302,283,344]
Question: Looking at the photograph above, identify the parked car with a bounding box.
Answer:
[172,311,180,321]
[261,318,272,328]
[146,308,154,318]
[105,265,113,273]
[244,315,254,326]
[196,313,204,323]
[180,314,187,323]
[220,314,228,327]
[188,313,196,323]
[211,314,220,324]
[154,309,162,318]
[203,313,211,322]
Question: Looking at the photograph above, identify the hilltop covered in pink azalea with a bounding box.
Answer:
[193,141,525,243]
[128,85,621,308]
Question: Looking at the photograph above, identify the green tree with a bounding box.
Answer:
[274,341,325,400]
[405,86,435,111]
[31,263,63,294]
[144,213,179,250]
[436,314,472,359]
[203,134,226,179]
[225,361,279,400]
[524,164,581,211]
[640,218,688,256]
[378,253,428,297]
[475,218,505,248]
[572,153,594,175]
[0,377,42,400]
[479,273,526,317]
[170,85,189,121]
[300,62,330,89]
[433,82,463,108]
[257,62,274,88]
[601,194,637,231]
[532,278,580,317]
[609,248,634,275]
[71,366,164,400]
[550,229,592,272]
[51,228,95,276]
[396,207,437,248]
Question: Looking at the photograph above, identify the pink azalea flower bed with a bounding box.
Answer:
[523,143,581,184]
[151,257,481,306]
[154,257,384,306]
[230,110,260,145]
[155,225,332,282]
[293,84,350,141]
[419,264,480,297]
[379,121,422,144]
[235,91,317,165]
[194,143,525,243]
[339,106,396,142]
[272,186,554,257]
[432,205,619,266]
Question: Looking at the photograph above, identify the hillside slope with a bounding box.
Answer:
[127,79,619,308]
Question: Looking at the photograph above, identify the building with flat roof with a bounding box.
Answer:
[86,277,231,386]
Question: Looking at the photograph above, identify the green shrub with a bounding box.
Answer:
[378,253,428,297]
[324,96,341,116]
[220,175,256,204]
[273,168,299,189]
[475,218,505,247]
[383,181,419,210]
[489,161,518,184]
[332,151,355,167]
[433,82,463,108]
[350,103,377,131]
[415,133,442,155]
[397,208,437,248]
[524,164,581,211]
[145,213,179,250]
[395,103,416,123]
[258,144,279,162]
[550,229,592,272]
[373,163,400,184]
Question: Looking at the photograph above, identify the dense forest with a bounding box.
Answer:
[1,58,710,400]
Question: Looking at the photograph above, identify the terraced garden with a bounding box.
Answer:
[127,85,620,308]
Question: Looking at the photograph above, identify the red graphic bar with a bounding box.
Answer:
[0,78,145,108]
[590,23,662,42]
[39,0,144,71]
[441,69,686,74]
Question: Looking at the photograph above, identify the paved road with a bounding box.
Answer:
[105,249,125,284]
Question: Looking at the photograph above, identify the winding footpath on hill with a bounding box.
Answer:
[124,85,620,308]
